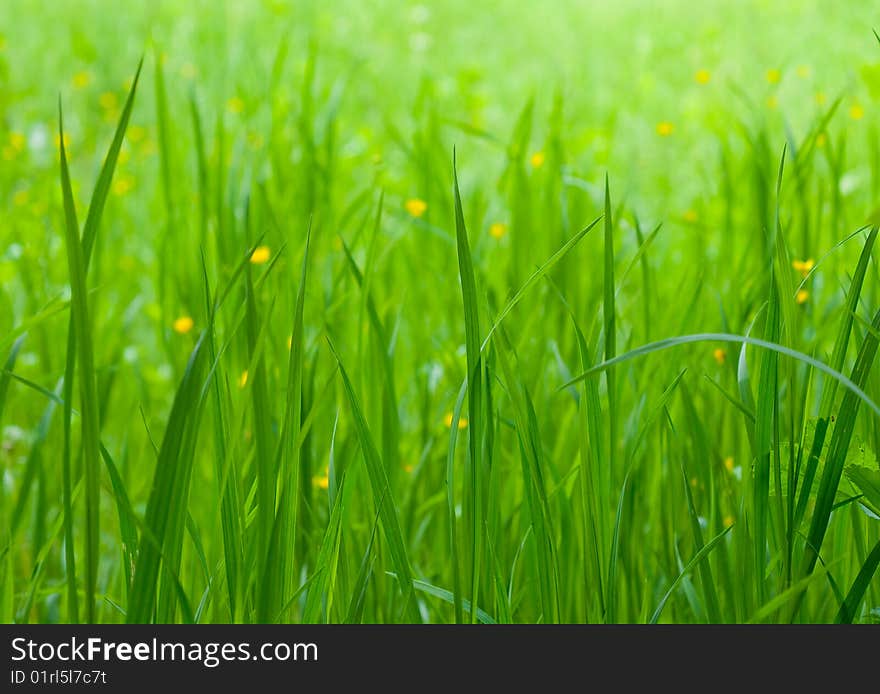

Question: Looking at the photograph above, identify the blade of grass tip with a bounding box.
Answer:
[326,338,420,622]
[795,226,878,527]
[603,175,617,472]
[558,333,880,421]
[446,379,468,623]
[303,473,347,623]
[650,525,732,624]
[344,499,384,623]
[269,221,312,622]
[796,307,880,611]
[59,103,102,623]
[754,275,780,605]
[452,150,485,624]
[127,333,210,623]
[99,443,139,593]
[835,539,880,623]
[680,459,723,623]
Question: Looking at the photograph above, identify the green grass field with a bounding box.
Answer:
[2,0,880,624]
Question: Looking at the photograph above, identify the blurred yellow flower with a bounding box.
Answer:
[180,62,198,79]
[815,92,827,106]
[173,316,194,334]
[9,132,26,152]
[72,70,92,89]
[682,209,698,223]
[656,121,674,137]
[12,189,29,207]
[127,125,147,143]
[815,133,827,148]
[796,289,809,305]
[849,104,865,120]
[796,65,811,78]
[723,456,735,472]
[239,370,249,388]
[765,68,781,84]
[792,258,814,278]
[489,222,508,239]
[713,348,726,365]
[111,175,134,196]
[695,69,711,85]
[766,95,778,110]
[530,151,545,167]
[723,514,735,527]
[405,198,427,217]
[99,92,118,110]
[287,335,293,350]
[227,96,245,114]
[313,475,329,489]
[444,412,467,429]
[54,133,71,150]
[250,245,271,264]
[404,464,414,474]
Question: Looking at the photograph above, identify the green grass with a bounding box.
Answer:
[1,0,880,624]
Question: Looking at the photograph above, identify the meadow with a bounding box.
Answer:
[2,0,880,624]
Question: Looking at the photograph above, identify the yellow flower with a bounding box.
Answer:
[723,514,735,527]
[694,69,711,85]
[405,198,427,218]
[765,68,781,84]
[815,92,827,106]
[72,70,92,89]
[443,412,468,429]
[404,464,414,474]
[849,104,865,120]
[180,62,198,79]
[54,133,71,150]
[796,65,811,79]
[249,245,271,264]
[766,95,779,110]
[127,125,147,143]
[9,132,26,152]
[99,92,118,111]
[791,258,815,278]
[227,96,245,114]
[815,133,827,148]
[12,189,29,207]
[796,289,809,305]
[530,151,546,167]
[723,456,735,472]
[713,348,726,365]
[655,121,674,137]
[313,475,329,489]
[239,370,249,388]
[111,175,134,196]
[173,315,194,334]
[489,222,508,239]
[682,209,698,223]
[287,335,293,350]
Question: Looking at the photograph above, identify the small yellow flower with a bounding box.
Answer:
[313,475,329,489]
[9,132,26,152]
[815,133,827,148]
[118,147,131,165]
[111,175,134,196]
[72,70,92,89]
[12,189,29,207]
[173,315,194,334]
[695,69,711,85]
[713,348,726,365]
[489,222,507,239]
[238,370,249,388]
[765,68,781,84]
[849,104,865,121]
[723,514,735,527]
[682,209,698,223]
[766,95,779,110]
[791,258,815,278]
[99,92,118,111]
[656,121,674,137]
[443,412,468,429]
[690,477,698,488]
[405,198,427,218]
[180,62,198,79]
[796,289,809,305]
[54,133,71,150]
[127,125,147,143]
[530,151,545,167]
[249,245,271,264]
[815,92,827,106]
[227,96,245,114]
[796,65,811,79]
[403,464,414,474]
[287,335,293,350]
[723,456,735,472]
